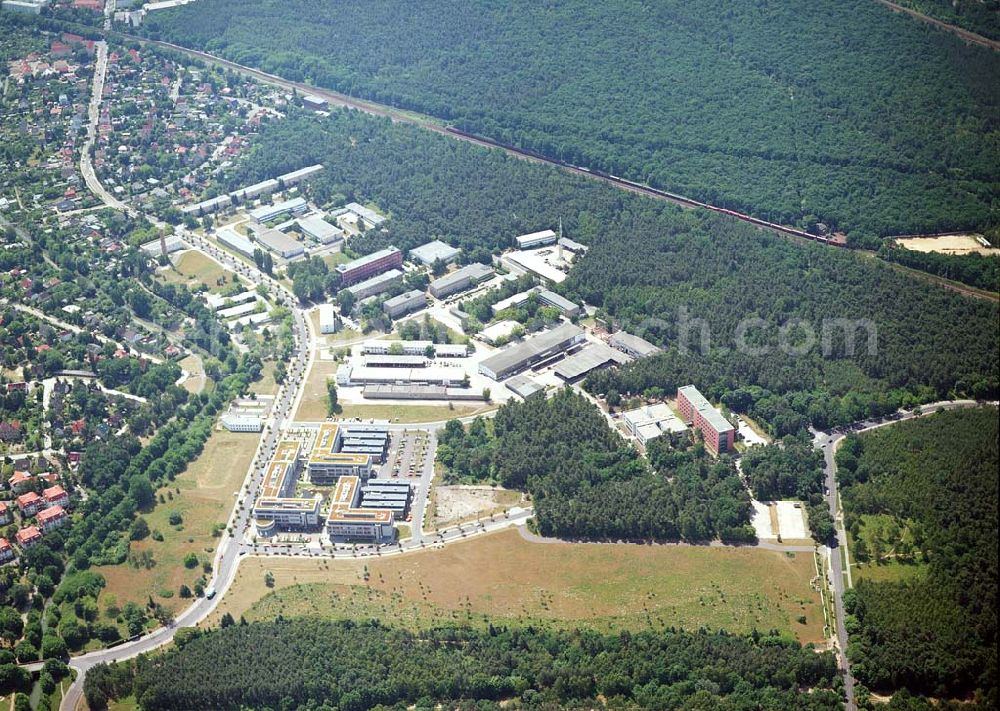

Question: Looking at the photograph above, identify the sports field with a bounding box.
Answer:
[96,426,258,613]
[210,529,825,643]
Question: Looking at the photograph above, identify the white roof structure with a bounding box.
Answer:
[296,214,343,244]
[409,240,460,265]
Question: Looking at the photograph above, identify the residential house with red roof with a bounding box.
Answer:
[37,506,68,533]
[15,527,42,548]
[0,538,14,563]
[43,485,69,508]
[16,491,44,516]
[0,502,11,525]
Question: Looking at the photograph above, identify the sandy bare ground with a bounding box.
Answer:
[895,234,999,256]
[429,485,524,529]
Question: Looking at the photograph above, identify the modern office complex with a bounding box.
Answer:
[221,414,263,432]
[359,479,411,515]
[325,476,395,543]
[307,423,380,484]
[676,385,735,455]
[479,322,585,380]
[335,247,403,286]
[383,289,427,319]
[428,263,494,298]
[252,441,322,533]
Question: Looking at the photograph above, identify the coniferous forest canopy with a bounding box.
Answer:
[85,620,842,711]
[836,407,998,701]
[144,0,1000,236]
[227,110,998,435]
[888,0,1000,40]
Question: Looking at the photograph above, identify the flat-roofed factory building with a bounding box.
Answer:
[409,239,460,266]
[428,263,494,298]
[515,229,557,249]
[553,342,629,382]
[610,331,662,359]
[255,228,304,259]
[383,289,427,319]
[478,323,585,380]
[297,214,344,244]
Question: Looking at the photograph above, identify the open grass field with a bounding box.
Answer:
[248,360,279,396]
[95,426,259,613]
[322,251,350,269]
[158,250,237,294]
[307,309,362,346]
[293,359,340,420]
[209,528,825,644]
[177,353,207,394]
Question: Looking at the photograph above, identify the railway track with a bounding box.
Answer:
[138,37,840,247]
[133,36,997,302]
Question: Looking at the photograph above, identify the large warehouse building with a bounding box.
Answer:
[478,323,585,380]
[677,385,735,456]
[336,247,403,286]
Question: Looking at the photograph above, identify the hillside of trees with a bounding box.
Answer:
[835,407,998,701]
[143,0,1000,236]
[223,109,998,435]
[889,0,1000,40]
[437,389,755,543]
[85,618,842,710]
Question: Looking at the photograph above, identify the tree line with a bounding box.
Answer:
[85,618,842,710]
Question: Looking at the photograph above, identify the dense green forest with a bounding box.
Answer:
[226,109,998,434]
[877,243,999,293]
[835,407,998,702]
[437,389,756,543]
[144,0,1000,236]
[85,618,841,710]
[889,0,1000,40]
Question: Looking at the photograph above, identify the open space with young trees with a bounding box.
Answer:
[836,407,998,702]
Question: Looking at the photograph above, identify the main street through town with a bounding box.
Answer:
[52,37,996,711]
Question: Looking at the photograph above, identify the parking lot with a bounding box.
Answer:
[383,429,432,480]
